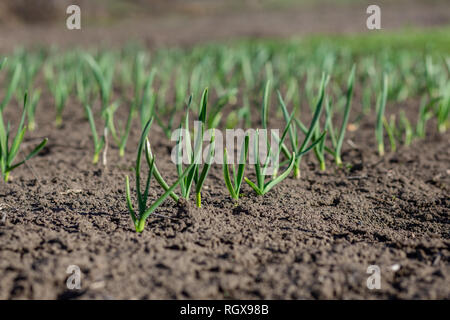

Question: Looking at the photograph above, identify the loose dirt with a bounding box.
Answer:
[0,88,448,299]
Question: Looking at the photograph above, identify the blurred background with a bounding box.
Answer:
[0,0,449,51]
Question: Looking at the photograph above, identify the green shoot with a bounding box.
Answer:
[26,89,41,131]
[144,142,180,203]
[19,50,44,95]
[399,111,413,147]
[44,64,71,127]
[83,53,114,115]
[311,100,330,171]
[0,58,6,71]
[278,73,329,178]
[241,53,255,90]
[424,55,437,98]
[305,66,355,168]
[238,92,252,128]
[173,88,213,207]
[105,101,134,157]
[0,93,48,182]
[195,128,215,208]
[0,59,22,111]
[138,68,157,129]
[362,86,372,115]
[383,115,397,153]
[132,52,147,105]
[125,118,194,233]
[83,103,107,164]
[416,97,434,139]
[436,90,449,133]
[75,68,91,109]
[225,111,239,129]
[333,65,356,166]
[174,69,189,111]
[223,135,249,201]
[261,80,271,129]
[445,57,450,76]
[244,128,296,196]
[375,74,389,156]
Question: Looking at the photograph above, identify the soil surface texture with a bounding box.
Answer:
[0,90,449,299]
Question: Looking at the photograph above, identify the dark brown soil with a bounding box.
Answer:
[0,86,449,299]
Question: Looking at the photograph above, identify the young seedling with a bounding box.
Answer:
[297,67,355,168]
[225,111,239,129]
[238,92,252,128]
[243,128,296,196]
[223,135,249,201]
[125,119,194,233]
[277,74,328,178]
[312,98,331,171]
[104,101,134,157]
[132,52,147,104]
[261,80,271,130]
[424,55,437,98]
[436,91,449,133]
[154,72,177,139]
[75,68,92,109]
[416,97,434,139]
[436,58,450,133]
[328,65,356,166]
[241,53,255,90]
[174,89,215,207]
[383,114,397,153]
[0,59,22,112]
[445,57,450,75]
[83,103,107,164]
[399,111,413,147]
[375,74,389,156]
[128,52,158,130]
[362,86,372,115]
[138,68,157,129]
[83,53,114,115]
[194,128,215,208]
[288,96,329,172]
[1,58,39,131]
[20,50,44,94]
[26,89,41,131]
[243,81,311,194]
[174,69,189,111]
[0,94,48,182]
[282,77,301,118]
[44,64,71,127]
